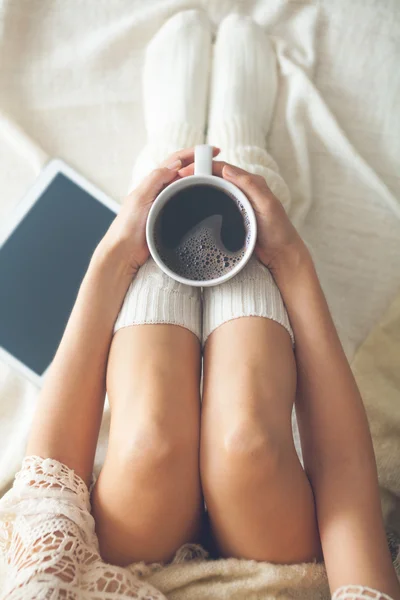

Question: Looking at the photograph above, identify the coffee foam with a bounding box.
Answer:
[155,203,251,282]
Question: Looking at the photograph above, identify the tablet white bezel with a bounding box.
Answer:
[0,158,120,387]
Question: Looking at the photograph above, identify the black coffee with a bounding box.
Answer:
[154,184,250,281]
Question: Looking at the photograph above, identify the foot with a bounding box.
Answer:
[207,14,277,148]
[143,10,212,145]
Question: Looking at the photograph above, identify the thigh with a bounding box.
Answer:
[91,324,203,566]
[201,317,321,564]
[203,317,296,428]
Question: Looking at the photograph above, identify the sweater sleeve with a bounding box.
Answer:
[332,585,396,600]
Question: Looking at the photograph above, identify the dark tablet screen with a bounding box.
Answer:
[0,173,116,376]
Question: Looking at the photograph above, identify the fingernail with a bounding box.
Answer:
[167,159,182,170]
[223,165,237,177]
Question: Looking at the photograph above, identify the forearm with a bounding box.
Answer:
[27,241,135,484]
[272,247,400,597]
[273,249,373,468]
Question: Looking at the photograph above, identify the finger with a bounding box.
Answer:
[179,161,273,212]
[160,146,220,169]
[129,166,180,205]
[177,162,194,177]
[178,159,228,178]
[178,160,251,178]
[221,164,273,209]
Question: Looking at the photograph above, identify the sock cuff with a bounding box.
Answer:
[202,258,294,346]
[209,145,292,215]
[114,260,202,341]
[130,122,205,187]
[147,121,205,151]
[207,115,266,150]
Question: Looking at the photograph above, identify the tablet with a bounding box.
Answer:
[0,159,120,386]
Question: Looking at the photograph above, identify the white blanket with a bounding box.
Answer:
[0,0,399,566]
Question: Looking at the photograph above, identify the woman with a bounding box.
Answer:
[0,10,399,600]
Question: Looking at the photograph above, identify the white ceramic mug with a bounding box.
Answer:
[146,145,257,287]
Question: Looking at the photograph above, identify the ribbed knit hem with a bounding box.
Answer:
[147,121,205,150]
[204,140,292,215]
[130,122,205,188]
[202,257,294,346]
[207,115,266,151]
[114,259,202,341]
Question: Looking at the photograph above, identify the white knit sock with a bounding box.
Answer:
[114,258,201,339]
[207,14,291,212]
[208,14,277,152]
[131,9,212,188]
[202,257,293,345]
[114,10,212,341]
[203,14,293,346]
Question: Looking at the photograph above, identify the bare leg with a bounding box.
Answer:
[199,14,321,563]
[91,10,212,566]
[91,324,202,566]
[201,315,321,563]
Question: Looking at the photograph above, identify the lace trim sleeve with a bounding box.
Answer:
[0,456,95,553]
[0,456,165,599]
[332,585,395,599]
[13,456,90,501]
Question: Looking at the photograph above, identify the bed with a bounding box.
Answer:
[0,1,399,596]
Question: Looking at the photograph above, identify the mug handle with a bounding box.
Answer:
[194,144,213,176]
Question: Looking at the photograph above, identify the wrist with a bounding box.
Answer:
[90,237,138,283]
[267,240,313,280]
[266,242,320,320]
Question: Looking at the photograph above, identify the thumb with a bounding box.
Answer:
[221,164,272,212]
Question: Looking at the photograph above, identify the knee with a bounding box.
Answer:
[117,421,198,477]
[202,421,286,489]
[223,423,284,472]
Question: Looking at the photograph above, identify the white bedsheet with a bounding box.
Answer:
[0,0,399,494]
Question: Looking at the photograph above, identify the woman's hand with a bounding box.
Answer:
[98,147,220,276]
[178,160,308,275]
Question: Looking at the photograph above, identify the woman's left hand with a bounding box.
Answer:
[98,147,220,276]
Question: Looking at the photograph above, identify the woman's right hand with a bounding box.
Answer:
[179,160,309,275]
